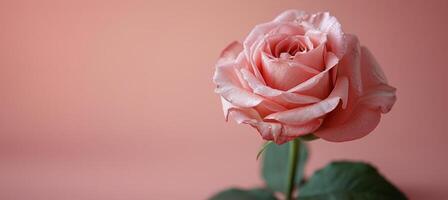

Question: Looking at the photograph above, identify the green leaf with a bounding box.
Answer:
[299,133,319,141]
[257,141,274,160]
[298,161,408,200]
[262,140,308,193]
[208,188,277,200]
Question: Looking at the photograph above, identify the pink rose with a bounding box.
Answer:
[213,10,396,144]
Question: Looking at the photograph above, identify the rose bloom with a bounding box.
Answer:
[213,10,396,144]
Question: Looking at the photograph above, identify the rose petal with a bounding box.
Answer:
[277,119,323,144]
[268,22,307,37]
[330,77,349,109]
[248,121,282,142]
[314,35,396,142]
[240,68,321,107]
[213,42,263,107]
[263,34,288,56]
[246,119,322,145]
[222,97,286,141]
[222,97,292,144]
[221,97,261,122]
[360,47,389,84]
[244,22,278,55]
[264,97,339,125]
[294,41,326,71]
[301,12,346,59]
[359,84,396,113]
[287,52,339,98]
[273,35,313,58]
[315,107,381,142]
[247,23,308,85]
[217,41,244,64]
[213,43,287,112]
[244,22,282,84]
[261,52,319,91]
[214,61,263,108]
[265,77,348,125]
[273,10,307,22]
[305,30,328,47]
[223,92,322,145]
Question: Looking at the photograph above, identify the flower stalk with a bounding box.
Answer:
[285,138,300,200]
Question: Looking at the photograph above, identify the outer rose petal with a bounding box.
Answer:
[221,97,262,123]
[249,119,323,145]
[217,41,243,63]
[358,47,396,113]
[221,97,287,144]
[223,94,319,145]
[273,10,307,22]
[214,61,264,108]
[314,35,396,142]
[277,119,323,144]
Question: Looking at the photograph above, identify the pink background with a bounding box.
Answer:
[1,0,447,199]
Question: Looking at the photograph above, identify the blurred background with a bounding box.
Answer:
[0,0,447,199]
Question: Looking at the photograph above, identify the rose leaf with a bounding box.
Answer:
[298,161,408,200]
[208,188,277,200]
[262,140,308,194]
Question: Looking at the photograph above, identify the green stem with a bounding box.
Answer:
[286,139,300,200]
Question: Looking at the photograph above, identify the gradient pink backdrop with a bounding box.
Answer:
[0,0,447,199]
